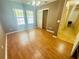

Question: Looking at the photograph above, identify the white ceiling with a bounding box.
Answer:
[22,0,56,2]
[35,0,56,6]
[10,0,56,6]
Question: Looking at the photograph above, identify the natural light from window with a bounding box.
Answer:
[26,10,34,24]
[13,9,25,25]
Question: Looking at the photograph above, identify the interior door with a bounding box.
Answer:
[42,10,48,29]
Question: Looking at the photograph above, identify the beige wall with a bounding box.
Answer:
[0,22,5,59]
[38,0,65,35]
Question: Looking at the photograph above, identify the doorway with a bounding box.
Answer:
[42,10,48,29]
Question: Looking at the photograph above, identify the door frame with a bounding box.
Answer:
[71,32,79,56]
[37,8,49,29]
[42,8,49,29]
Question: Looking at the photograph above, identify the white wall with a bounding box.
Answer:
[37,10,43,29]
[68,11,78,24]
[0,22,5,59]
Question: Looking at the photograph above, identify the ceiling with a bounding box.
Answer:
[22,0,56,3]
[10,0,56,6]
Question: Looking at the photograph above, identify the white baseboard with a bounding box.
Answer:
[5,34,7,59]
[46,29,57,38]
[52,35,57,38]
[6,30,20,35]
[46,29,55,33]
[6,29,27,35]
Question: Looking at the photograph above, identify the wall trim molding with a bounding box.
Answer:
[37,8,49,29]
[46,29,55,33]
[52,35,57,38]
[41,8,49,11]
[5,34,7,59]
[6,29,27,35]
[6,30,20,35]
[46,29,57,38]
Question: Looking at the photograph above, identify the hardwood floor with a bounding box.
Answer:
[7,29,74,59]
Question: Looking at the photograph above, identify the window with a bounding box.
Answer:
[13,9,25,25]
[26,10,34,24]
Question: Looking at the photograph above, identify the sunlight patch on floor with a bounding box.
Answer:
[19,33,29,45]
[57,43,65,54]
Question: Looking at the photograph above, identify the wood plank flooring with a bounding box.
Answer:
[7,29,74,59]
